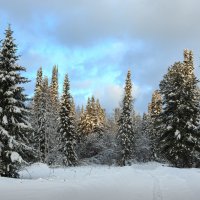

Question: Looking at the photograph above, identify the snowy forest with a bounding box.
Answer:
[1,25,200,179]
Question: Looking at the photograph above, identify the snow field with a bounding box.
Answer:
[1,162,200,200]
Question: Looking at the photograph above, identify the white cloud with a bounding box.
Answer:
[1,0,200,113]
[94,84,123,113]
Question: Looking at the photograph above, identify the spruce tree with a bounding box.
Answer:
[96,99,106,129]
[32,67,60,164]
[148,90,162,160]
[90,96,103,135]
[0,25,34,177]
[149,90,162,117]
[58,74,78,166]
[158,50,200,167]
[117,70,135,166]
[85,97,93,134]
[33,67,43,113]
[78,97,105,136]
[46,66,60,165]
[38,77,51,162]
[71,97,78,138]
[50,65,59,111]
[32,67,43,156]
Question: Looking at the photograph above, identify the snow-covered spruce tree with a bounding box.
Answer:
[32,67,43,154]
[0,25,34,178]
[58,74,78,166]
[77,98,109,163]
[32,76,50,162]
[90,96,104,135]
[50,65,59,111]
[70,97,78,135]
[158,50,200,168]
[32,67,60,164]
[70,96,79,140]
[77,97,105,137]
[148,90,162,161]
[33,67,43,114]
[117,70,135,166]
[84,97,94,135]
[45,66,60,165]
[77,105,89,138]
[149,90,162,117]
[96,99,107,134]
[37,77,52,163]
[96,99,106,126]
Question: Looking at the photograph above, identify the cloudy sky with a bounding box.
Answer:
[0,0,200,114]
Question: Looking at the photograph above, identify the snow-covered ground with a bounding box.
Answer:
[1,162,200,200]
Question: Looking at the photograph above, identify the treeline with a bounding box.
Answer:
[0,26,200,178]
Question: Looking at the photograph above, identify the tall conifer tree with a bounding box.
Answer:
[45,66,60,165]
[158,50,200,167]
[33,67,43,113]
[0,25,34,177]
[38,77,51,162]
[32,67,43,156]
[50,65,59,111]
[58,74,78,166]
[148,90,162,160]
[117,70,135,166]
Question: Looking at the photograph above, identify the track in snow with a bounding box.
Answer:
[151,173,163,200]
